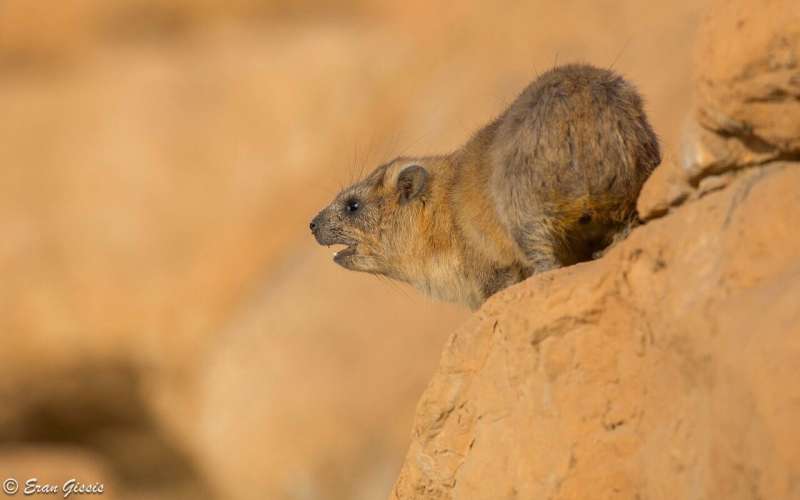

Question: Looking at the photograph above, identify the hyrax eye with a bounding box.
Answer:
[345,198,361,214]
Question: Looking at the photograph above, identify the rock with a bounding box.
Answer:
[636,157,690,221]
[643,0,800,221]
[689,0,800,177]
[391,162,800,499]
[682,119,782,182]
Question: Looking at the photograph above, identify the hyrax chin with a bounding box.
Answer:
[310,64,661,310]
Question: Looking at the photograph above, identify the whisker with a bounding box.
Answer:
[608,37,633,71]
[374,273,415,303]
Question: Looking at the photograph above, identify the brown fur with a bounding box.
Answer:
[310,64,661,309]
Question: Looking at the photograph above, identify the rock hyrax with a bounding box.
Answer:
[310,64,660,309]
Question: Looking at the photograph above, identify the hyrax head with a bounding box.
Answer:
[309,158,431,279]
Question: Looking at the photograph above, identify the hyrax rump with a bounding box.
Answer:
[310,64,660,309]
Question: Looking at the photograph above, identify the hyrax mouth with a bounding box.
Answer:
[332,244,357,264]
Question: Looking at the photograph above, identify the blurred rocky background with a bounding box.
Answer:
[0,1,706,499]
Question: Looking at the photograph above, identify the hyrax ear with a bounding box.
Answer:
[397,165,428,204]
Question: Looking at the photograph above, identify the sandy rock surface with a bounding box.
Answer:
[393,162,800,499]
[680,0,800,189]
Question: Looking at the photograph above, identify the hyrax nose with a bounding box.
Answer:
[309,214,320,234]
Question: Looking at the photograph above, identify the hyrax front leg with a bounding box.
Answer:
[491,173,564,274]
[512,221,563,274]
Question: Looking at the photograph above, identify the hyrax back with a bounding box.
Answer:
[311,64,660,309]
[487,64,660,272]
